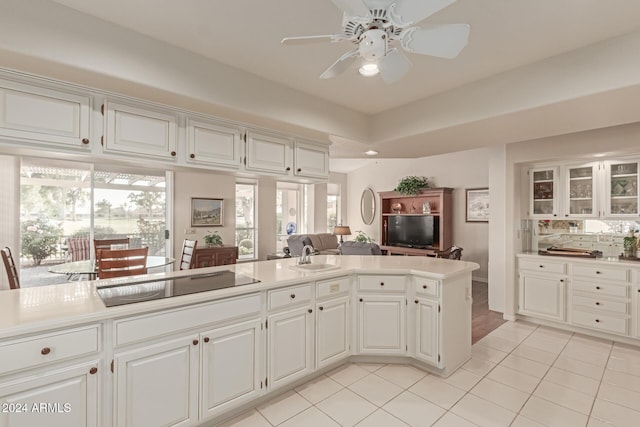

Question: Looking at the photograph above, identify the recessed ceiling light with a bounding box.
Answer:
[364,150,379,156]
[359,63,379,77]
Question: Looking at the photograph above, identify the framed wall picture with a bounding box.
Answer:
[466,188,489,222]
[191,197,223,227]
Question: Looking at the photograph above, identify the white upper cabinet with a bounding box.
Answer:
[293,141,329,179]
[563,162,599,219]
[102,100,178,160]
[0,78,91,148]
[245,131,292,175]
[605,160,640,218]
[186,118,242,169]
[529,166,560,218]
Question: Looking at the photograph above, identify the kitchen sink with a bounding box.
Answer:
[289,263,340,272]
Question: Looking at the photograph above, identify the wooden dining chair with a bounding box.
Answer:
[1,247,20,289]
[179,239,198,270]
[96,247,148,279]
[67,236,91,261]
[94,238,130,259]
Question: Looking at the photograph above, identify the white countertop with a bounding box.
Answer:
[518,252,640,266]
[0,255,479,339]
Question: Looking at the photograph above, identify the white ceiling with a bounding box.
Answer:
[21,0,640,171]
[49,0,640,115]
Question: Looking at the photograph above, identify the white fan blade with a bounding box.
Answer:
[281,35,346,45]
[389,0,457,26]
[378,48,412,83]
[320,49,359,79]
[400,24,470,58]
[331,0,370,19]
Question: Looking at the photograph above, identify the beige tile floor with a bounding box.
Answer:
[220,321,640,427]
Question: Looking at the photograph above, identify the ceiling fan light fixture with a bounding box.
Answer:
[359,62,380,77]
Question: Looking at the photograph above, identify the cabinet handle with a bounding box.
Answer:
[359,298,363,302]
[565,214,568,217]
[596,271,602,275]
[308,309,313,313]
[89,367,98,375]
[204,337,210,343]
[290,293,296,299]
[285,167,291,171]
[560,279,564,282]
[596,286,601,290]
[41,347,51,355]
[553,214,557,217]
[414,299,419,304]
[171,151,176,157]
[81,138,89,145]
[539,265,544,268]
[193,339,199,346]
[380,282,385,287]
[595,319,601,323]
[319,306,324,311]
[595,302,601,306]
[422,285,428,289]
[190,153,195,159]
[297,168,302,172]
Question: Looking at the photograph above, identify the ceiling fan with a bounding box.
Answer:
[281,0,470,83]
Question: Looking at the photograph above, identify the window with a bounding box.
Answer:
[19,157,169,287]
[276,182,309,252]
[327,183,341,232]
[235,182,257,260]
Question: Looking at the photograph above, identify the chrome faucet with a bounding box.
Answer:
[298,245,314,265]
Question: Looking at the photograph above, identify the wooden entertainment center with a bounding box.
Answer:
[379,187,453,256]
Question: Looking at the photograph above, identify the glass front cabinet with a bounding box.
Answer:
[564,163,598,219]
[605,160,640,218]
[529,167,559,218]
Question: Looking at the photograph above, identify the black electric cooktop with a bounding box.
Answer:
[96,270,260,307]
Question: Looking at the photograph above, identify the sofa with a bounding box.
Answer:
[285,233,339,256]
[339,241,382,255]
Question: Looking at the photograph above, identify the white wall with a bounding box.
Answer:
[346,148,490,282]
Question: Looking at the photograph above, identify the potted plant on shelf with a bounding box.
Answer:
[204,231,223,248]
[394,176,430,196]
[354,230,373,243]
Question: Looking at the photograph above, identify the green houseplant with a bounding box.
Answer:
[354,230,372,243]
[204,231,223,247]
[394,176,430,196]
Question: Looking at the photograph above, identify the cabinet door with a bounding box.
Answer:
[414,297,439,366]
[0,361,99,427]
[103,100,178,160]
[316,296,350,369]
[195,253,215,268]
[268,306,313,390]
[186,118,242,168]
[215,249,237,266]
[529,167,559,218]
[293,141,329,179]
[518,274,566,322]
[245,131,291,175]
[564,163,598,218]
[358,295,406,355]
[0,79,90,148]
[605,160,639,218]
[200,319,262,420]
[115,336,198,427]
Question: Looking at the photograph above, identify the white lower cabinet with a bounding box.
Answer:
[518,273,566,322]
[316,296,350,369]
[114,335,199,427]
[358,295,406,355]
[267,306,313,390]
[0,361,99,427]
[413,297,439,365]
[200,319,262,420]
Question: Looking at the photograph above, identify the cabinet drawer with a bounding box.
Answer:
[414,277,439,298]
[269,283,312,310]
[115,293,261,346]
[568,242,594,250]
[519,260,566,274]
[0,325,100,375]
[568,235,596,242]
[572,280,629,298]
[317,276,350,298]
[573,265,629,282]
[572,310,628,335]
[572,295,629,315]
[358,275,405,292]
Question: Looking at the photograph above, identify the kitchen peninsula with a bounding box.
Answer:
[0,255,478,427]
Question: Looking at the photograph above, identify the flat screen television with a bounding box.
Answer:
[387,215,436,248]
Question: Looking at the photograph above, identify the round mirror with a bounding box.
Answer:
[360,188,376,225]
